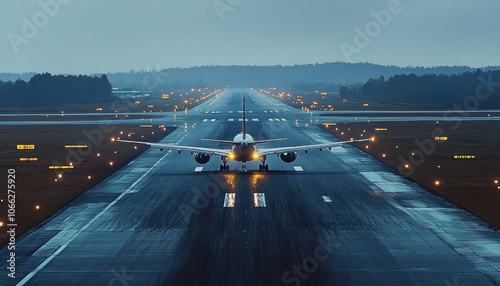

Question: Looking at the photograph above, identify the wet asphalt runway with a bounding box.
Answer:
[1,89,500,285]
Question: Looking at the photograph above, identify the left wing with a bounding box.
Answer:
[116,139,231,156]
[258,138,371,155]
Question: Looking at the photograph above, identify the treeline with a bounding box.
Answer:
[0,73,113,106]
[108,63,498,89]
[340,70,500,108]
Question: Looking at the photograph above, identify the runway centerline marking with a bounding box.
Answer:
[268,118,274,121]
[293,166,304,172]
[228,119,234,122]
[252,118,259,121]
[254,193,266,207]
[211,119,216,122]
[224,193,236,208]
[194,167,204,172]
[203,119,208,122]
[229,111,233,113]
[17,129,195,286]
[322,196,332,203]
[281,118,287,121]
[275,118,281,121]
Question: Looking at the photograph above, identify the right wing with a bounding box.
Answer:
[258,138,371,155]
[116,139,231,156]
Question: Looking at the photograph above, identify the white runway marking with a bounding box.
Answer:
[249,111,253,113]
[224,193,236,208]
[252,118,259,121]
[275,111,279,113]
[293,166,304,172]
[211,111,216,114]
[268,118,274,121]
[17,148,177,285]
[205,111,209,114]
[322,196,332,203]
[229,111,233,113]
[275,118,281,121]
[211,119,216,122]
[228,119,234,122]
[194,167,204,172]
[264,111,268,113]
[254,193,266,207]
[238,111,243,113]
[203,119,208,122]
[281,118,287,121]
[269,111,274,113]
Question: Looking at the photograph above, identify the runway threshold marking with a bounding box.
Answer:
[322,196,332,203]
[253,193,266,207]
[194,167,204,172]
[293,166,304,172]
[268,118,274,121]
[211,119,216,122]
[224,193,236,207]
[275,118,281,121]
[203,119,208,122]
[229,111,233,113]
[252,118,259,121]
[18,129,195,286]
[281,118,287,121]
[228,119,234,122]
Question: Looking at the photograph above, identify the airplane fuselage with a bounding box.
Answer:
[231,133,258,162]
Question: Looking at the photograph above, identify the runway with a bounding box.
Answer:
[2,89,500,285]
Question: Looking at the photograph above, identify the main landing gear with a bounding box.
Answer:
[259,155,269,171]
[220,156,229,171]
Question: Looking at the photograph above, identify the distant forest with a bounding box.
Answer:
[106,63,500,89]
[340,70,500,108]
[2,63,500,90]
[0,73,113,106]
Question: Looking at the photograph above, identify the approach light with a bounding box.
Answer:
[58,174,62,179]
[382,154,386,158]
[35,205,40,210]
[97,153,101,157]
[405,164,410,169]
[111,138,116,142]
[109,161,114,166]
[495,180,499,184]
[88,176,92,180]
[435,181,440,186]
[370,137,376,142]
[0,221,3,227]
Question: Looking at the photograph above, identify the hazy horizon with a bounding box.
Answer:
[2,0,500,74]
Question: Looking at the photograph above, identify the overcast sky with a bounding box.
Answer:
[1,0,499,74]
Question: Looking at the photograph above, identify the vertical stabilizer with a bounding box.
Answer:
[242,97,246,139]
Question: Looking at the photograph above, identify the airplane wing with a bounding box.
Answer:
[252,138,288,144]
[258,138,371,155]
[116,139,231,156]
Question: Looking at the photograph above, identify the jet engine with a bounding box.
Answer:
[194,153,211,164]
[280,152,298,163]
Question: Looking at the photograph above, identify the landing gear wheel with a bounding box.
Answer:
[225,165,230,171]
[265,164,269,171]
[220,165,224,171]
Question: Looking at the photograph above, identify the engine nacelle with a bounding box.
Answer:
[280,152,298,163]
[194,153,211,164]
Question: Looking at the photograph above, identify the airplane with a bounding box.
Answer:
[116,97,373,171]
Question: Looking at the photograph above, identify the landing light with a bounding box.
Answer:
[229,153,235,159]
[253,154,259,159]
